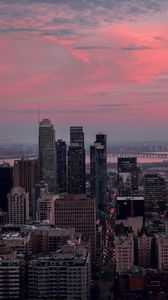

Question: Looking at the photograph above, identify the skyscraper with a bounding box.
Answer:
[55,140,67,193]
[90,134,107,210]
[0,162,13,212]
[68,126,85,194]
[118,157,138,197]
[39,119,56,193]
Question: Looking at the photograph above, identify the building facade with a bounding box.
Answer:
[115,233,134,273]
[144,174,166,212]
[54,194,96,260]
[8,187,29,225]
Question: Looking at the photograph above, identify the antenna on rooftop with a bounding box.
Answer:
[38,104,41,124]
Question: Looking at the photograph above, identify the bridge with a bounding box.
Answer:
[107,152,168,159]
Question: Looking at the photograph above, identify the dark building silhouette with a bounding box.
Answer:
[39,119,56,193]
[55,140,67,193]
[0,163,13,212]
[118,157,138,197]
[68,144,85,194]
[68,126,85,194]
[144,174,166,211]
[90,134,107,210]
[116,196,144,219]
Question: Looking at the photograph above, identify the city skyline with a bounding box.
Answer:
[0,0,168,143]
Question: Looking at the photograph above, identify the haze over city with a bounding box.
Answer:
[0,0,168,143]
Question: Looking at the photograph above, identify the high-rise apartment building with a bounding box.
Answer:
[0,163,13,212]
[68,126,85,194]
[54,194,96,260]
[8,187,29,225]
[144,174,166,211]
[118,157,138,197]
[90,134,107,210]
[39,119,56,193]
[55,140,67,193]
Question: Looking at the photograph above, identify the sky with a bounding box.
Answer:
[0,0,168,144]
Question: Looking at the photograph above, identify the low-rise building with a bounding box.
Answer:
[28,244,91,300]
[1,231,31,255]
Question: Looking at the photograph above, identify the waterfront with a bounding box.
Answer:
[1,155,168,166]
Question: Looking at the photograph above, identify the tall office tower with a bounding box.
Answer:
[118,157,138,197]
[31,181,48,221]
[39,119,56,193]
[68,144,85,194]
[90,134,107,210]
[144,174,166,211]
[14,158,38,216]
[55,140,67,193]
[8,187,29,225]
[54,194,96,260]
[68,126,85,194]
[0,162,13,212]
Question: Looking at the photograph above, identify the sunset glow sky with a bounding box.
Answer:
[1,0,168,144]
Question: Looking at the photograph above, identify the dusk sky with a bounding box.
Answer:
[1,0,168,144]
